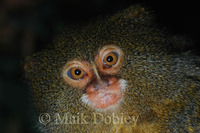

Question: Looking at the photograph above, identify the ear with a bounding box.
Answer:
[24,56,34,71]
[23,56,37,79]
[110,5,152,24]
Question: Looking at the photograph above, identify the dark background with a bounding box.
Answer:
[0,0,199,132]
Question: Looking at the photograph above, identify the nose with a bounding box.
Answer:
[85,76,118,93]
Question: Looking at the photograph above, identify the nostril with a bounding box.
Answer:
[105,80,109,86]
[108,78,114,85]
[94,84,99,90]
[100,79,109,87]
[108,80,112,85]
[86,84,98,93]
[108,77,118,85]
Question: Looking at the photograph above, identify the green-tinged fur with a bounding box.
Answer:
[24,5,200,133]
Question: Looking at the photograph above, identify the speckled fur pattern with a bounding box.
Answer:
[24,5,200,133]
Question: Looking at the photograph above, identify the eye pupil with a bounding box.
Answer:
[75,69,81,75]
[103,52,119,67]
[67,67,85,80]
[107,56,113,62]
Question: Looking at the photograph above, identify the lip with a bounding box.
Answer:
[89,90,122,109]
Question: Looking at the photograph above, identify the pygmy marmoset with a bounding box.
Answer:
[24,5,200,133]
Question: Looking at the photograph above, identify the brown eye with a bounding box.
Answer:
[68,67,85,80]
[103,52,118,67]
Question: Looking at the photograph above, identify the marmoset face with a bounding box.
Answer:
[62,45,127,112]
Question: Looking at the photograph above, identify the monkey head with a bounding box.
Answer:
[24,5,200,133]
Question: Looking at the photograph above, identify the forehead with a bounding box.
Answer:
[53,23,122,61]
[56,41,104,62]
[52,21,130,63]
